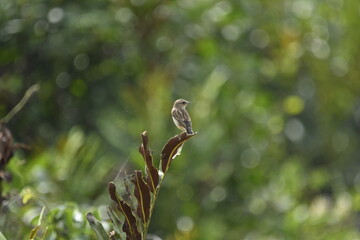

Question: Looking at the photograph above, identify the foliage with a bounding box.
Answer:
[1,0,360,239]
[87,131,195,239]
[0,84,38,204]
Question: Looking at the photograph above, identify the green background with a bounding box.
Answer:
[1,0,360,239]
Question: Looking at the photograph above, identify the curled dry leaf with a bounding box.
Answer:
[160,132,196,174]
[0,171,11,182]
[0,124,29,166]
[0,123,29,203]
[0,124,15,166]
[88,131,196,240]
[108,182,142,240]
[139,131,159,193]
[132,171,151,224]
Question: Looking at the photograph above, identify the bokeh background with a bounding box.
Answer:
[1,0,360,239]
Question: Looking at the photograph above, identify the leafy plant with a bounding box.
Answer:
[0,84,39,205]
[28,206,47,240]
[87,131,196,239]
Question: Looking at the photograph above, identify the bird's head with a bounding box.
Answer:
[173,99,191,109]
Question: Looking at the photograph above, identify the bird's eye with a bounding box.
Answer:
[182,101,186,104]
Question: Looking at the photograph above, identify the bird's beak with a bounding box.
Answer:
[187,101,191,104]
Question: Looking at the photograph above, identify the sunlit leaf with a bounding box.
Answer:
[0,232,7,240]
[20,187,35,204]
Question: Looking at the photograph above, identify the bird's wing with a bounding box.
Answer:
[183,119,192,129]
[172,108,193,134]
[172,109,183,120]
[171,108,191,121]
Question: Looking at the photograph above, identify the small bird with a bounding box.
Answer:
[171,99,194,134]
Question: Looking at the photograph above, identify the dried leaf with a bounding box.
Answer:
[139,131,159,193]
[123,174,144,234]
[0,171,11,182]
[108,182,141,240]
[131,171,150,224]
[160,132,196,173]
[0,124,29,204]
[0,124,29,168]
[89,131,196,240]
[86,212,109,240]
[0,124,14,166]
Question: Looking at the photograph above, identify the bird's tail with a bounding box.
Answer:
[184,122,194,135]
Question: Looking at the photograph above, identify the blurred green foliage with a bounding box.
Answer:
[1,0,360,239]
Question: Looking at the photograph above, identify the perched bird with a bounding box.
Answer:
[171,99,194,134]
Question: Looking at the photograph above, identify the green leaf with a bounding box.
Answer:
[86,212,109,240]
[29,206,46,240]
[29,226,40,240]
[0,232,7,240]
[107,207,125,239]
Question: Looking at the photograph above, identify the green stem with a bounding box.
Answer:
[1,84,40,124]
[144,175,164,238]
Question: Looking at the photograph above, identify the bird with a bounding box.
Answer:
[171,99,194,134]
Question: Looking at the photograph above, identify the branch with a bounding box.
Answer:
[1,84,40,124]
